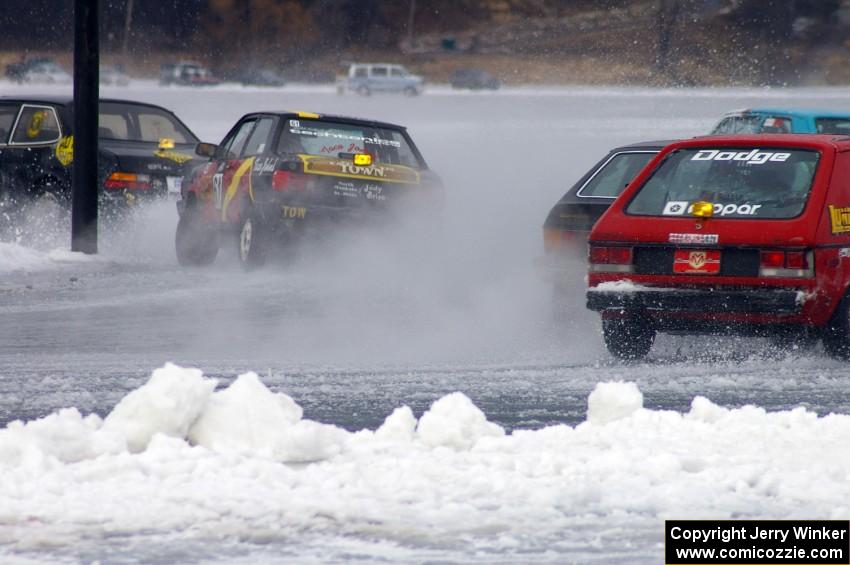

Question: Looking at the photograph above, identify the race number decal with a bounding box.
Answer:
[212,173,224,209]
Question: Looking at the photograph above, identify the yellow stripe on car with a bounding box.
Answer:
[222,157,255,221]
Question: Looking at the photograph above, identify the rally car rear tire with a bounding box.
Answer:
[823,295,850,360]
[602,315,655,360]
[175,205,218,266]
[238,210,267,270]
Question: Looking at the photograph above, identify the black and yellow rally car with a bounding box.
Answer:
[0,95,203,212]
[176,111,443,268]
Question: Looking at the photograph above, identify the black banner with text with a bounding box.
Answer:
[665,520,850,564]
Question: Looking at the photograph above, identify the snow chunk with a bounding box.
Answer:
[587,381,643,424]
[417,392,504,449]
[188,372,346,462]
[375,405,418,443]
[590,280,641,293]
[0,408,123,469]
[687,396,730,423]
[102,363,216,452]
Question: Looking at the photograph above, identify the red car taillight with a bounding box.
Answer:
[272,170,308,191]
[759,249,813,278]
[104,172,152,190]
[589,245,634,273]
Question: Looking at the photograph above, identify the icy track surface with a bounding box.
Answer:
[5,364,850,565]
[4,82,850,563]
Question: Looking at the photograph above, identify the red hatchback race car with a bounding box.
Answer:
[175,111,441,268]
[586,134,850,360]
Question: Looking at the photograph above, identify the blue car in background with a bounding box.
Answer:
[711,108,850,134]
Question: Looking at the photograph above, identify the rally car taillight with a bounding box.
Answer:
[589,245,634,273]
[272,170,308,191]
[105,172,152,190]
[759,249,813,278]
[544,228,587,253]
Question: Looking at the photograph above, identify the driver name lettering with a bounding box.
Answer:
[691,149,790,165]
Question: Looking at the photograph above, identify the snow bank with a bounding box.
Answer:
[3,368,850,562]
[0,242,104,273]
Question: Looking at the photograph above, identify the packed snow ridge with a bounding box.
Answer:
[2,363,849,557]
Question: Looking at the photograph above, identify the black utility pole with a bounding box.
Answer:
[72,0,99,253]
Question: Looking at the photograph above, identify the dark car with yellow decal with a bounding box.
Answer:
[175,111,442,268]
[0,95,202,212]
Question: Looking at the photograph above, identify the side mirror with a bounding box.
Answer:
[195,142,217,158]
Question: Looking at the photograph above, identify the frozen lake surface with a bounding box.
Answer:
[2,81,850,563]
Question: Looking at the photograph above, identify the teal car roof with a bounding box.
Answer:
[739,108,850,119]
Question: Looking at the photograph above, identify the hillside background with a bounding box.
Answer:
[3,0,850,86]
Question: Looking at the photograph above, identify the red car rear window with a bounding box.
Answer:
[626,147,819,219]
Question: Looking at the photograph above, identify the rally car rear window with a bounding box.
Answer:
[98,102,196,144]
[577,151,657,198]
[625,148,819,219]
[277,118,421,168]
[711,115,791,134]
[11,105,61,144]
[816,118,850,134]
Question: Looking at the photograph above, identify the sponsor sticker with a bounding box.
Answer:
[673,249,721,274]
[662,201,762,217]
[253,157,278,174]
[691,149,791,165]
[829,205,850,234]
[154,150,193,165]
[662,201,689,215]
[669,233,719,244]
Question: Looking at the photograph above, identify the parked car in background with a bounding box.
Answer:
[100,64,130,87]
[5,59,71,85]
[238,67,285,87]
[450,68,500,90]
[336,63,423,96]
[159,61,219,86]
[176,111,442,269]
[711,108,850,135]
[0,96,204,212]
[587,134,850,360]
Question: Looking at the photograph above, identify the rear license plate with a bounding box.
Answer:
[673,249,720,274]
[166,176,182,195]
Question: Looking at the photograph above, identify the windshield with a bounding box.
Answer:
[276,118,422,168]
[577,151,657,198]
[625,147,819,219]
[98,102,197,143]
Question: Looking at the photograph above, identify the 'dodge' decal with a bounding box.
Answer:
[299,155,420,185]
